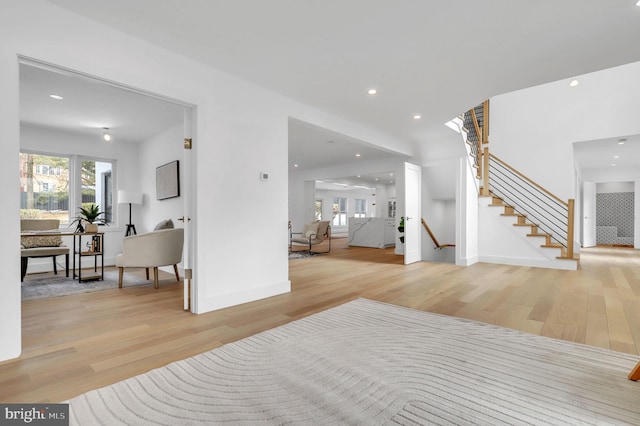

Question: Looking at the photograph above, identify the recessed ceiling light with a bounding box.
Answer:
[375,178,379,181]
[569,79,579,87]
[613,155,619,159]
[49,94,63,100]
[293,164,299,168]
[612,164,617,167]
[636,0,640,6]
[357,175,361,178]
[618,140,626,145]
[367,88,377,95]
[355,153,361,157]
[412,114,421,120]
[389,173,394,176]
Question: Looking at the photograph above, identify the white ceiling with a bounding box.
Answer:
[573,135,640,170]
[25,1,640,178]
[20,62,185,143]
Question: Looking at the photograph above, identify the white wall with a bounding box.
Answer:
[139,124,185,234]
[597,181,634,194]
[582,166,640,249]
[20,124,140,270]
[1,1,415,361]
[455,156,479,266]
[491,61,640,201]
[289,157,407,235]
[421,166,455,263]
[314,187,376,233]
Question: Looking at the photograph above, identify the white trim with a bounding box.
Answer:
[199,281,292,312]
[479,255,577,271]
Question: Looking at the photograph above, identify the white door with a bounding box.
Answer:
[182,108,194,311]
[583,181,596,247]
[404,162,422,265]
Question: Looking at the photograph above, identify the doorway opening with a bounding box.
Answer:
[18,58,197,312]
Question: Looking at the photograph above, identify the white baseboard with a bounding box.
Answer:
[196,280,291,314]
[479,255,577,271]
[456,255,478,266]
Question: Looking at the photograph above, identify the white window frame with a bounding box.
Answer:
[354,198,367,218]
[333,196,347,227]
[20,150,117,226]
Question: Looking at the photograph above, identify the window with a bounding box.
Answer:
[81,159,114,224]
[332,197,347,226]
[315,199,323,221]
[354,199,367,218]
[19,152,115,225]
[19,153,70,223]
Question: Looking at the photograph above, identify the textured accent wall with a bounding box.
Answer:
[596,192,634,245]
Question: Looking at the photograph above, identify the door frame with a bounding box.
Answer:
[18,56,198,313]
[404,162,422,265]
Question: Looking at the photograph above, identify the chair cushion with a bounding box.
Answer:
[21,246,68,257]
[303,222,318,238]
[154,219,175,230]
[316,221,330,237]
[21,231,62,248]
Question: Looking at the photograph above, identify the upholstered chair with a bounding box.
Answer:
[289,220,331,254]
[20,219,69,281]
[115,228,184,289]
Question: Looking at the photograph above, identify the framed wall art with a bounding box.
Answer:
[156,160,180,200]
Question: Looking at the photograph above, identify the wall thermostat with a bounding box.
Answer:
[260,172,270,181]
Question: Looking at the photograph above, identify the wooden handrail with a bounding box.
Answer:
[482,100,489,145]
[470,108,483,179]
[489,154,568,207]
[482,147,490,196]
[421,218,455,249]
[422,218,440,247]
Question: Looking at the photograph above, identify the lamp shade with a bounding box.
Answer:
[118,190,143,205]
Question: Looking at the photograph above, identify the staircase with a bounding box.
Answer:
[460,101,579,270]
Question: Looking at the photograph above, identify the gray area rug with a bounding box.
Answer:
[67,299,640,425]
[22,271,152,301]
[288,250,321,260]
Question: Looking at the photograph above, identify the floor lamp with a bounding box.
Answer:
[118,190,143,236]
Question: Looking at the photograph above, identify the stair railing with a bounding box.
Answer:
[463,100,490,195]
[421,218,455,249]
[488,154,575,258]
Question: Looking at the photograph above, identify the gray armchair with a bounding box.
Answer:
[290,220,331,254]
[115,228,184,289]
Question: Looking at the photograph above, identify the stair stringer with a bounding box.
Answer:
[478,196,577,270]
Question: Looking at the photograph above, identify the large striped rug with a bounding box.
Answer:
[68,299,640,425]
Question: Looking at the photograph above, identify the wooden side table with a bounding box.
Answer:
[73,232,104,282]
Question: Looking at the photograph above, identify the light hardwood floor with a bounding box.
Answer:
[2,239,640,403]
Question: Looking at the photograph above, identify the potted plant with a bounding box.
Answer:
[398,216,405,243]
[397,216,405,233]
[70,204,107,233]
